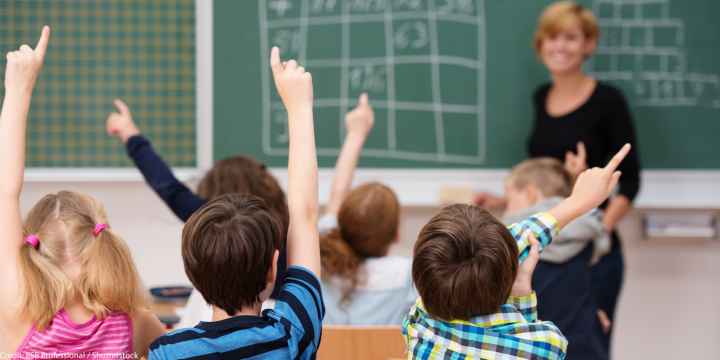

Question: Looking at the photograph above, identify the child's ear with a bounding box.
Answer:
[527,184,544,203]
[267,249,279,285]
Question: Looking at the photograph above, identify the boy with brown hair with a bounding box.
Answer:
[503,157,611,360]
[149,47,323,359]
[404,145,631,360]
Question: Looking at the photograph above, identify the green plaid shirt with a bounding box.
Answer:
[403,213,567,359]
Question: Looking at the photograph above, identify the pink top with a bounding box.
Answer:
[15,310,134,359]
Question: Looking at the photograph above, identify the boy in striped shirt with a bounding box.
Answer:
[149,47,323,359]
[404,145,631,359]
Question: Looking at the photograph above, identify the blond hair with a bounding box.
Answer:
[507,158,573,198]
[21,191,146,330]
[534,1,599,54]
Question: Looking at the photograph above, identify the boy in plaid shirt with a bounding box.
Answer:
[404,145,631,359]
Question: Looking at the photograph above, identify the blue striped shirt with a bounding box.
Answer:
[149,266,325,359]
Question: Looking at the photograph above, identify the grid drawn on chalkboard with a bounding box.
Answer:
[589,0,720,108]
[260,0,487,164]
[0,0,196,167]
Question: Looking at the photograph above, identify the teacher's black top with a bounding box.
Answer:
[528,82,641,202]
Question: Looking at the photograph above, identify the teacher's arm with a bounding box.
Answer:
[603,90,641,231]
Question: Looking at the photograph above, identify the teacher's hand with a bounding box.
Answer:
[565,141,588,179]
[473,191,507,210]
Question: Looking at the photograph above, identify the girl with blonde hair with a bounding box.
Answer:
[0,27,165,358]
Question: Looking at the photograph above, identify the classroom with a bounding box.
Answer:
[1,0,719,359]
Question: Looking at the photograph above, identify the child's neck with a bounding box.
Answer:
[211,302,263,322]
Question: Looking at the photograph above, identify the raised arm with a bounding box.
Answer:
[270,47,320,276]
[107,99,205,221]
[549,143,631,229]
[511,144,630,262]
[324,93,374,216]
[0,26,50,264]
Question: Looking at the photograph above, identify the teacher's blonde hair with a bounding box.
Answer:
[534,1,599,54]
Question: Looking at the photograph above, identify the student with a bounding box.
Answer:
[148,47,324,359]
[106,95,289,325]
[320,182,417,325]
[503,157,610,264]
[0,26,166,358]
[404,144,631,359]
[502,157,610,360]
[316,93,415,325]
[107,89,372,329]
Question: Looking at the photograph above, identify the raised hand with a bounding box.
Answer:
[271,47,320,275]
[324,93,374,216]
[0,26,51,302]
[345,93,374,137]
[564,141,587,179]
[270,47,313,115]
[568,143,631,213]
[511,233,540,297]
[549,144,631,229]
[106,99,140,143]
[4,26,50,95]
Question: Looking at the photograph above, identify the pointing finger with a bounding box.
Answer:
[113,99,130,115]
[604,143,631,172]
[34,25,51,59]
[270,46,282,74]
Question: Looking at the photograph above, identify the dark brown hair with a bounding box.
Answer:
[507,157,573,197]
[182,194,281,315]
[320,182,400,303]
[412,204,518,321]
[197,155,289,244]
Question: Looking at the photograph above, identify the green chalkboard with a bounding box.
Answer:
[0,0,196,168]
[215,0,720,169]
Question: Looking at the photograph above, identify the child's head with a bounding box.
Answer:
[505,157,572,213]
[534,1,599,75]
[320,182,400,302]
[197,155,289,237]
[182,194,281,315]
[21,191,145,330]
[412,204,518,321]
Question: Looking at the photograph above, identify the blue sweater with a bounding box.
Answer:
[126,135,205,221]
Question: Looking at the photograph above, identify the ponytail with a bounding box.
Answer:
[320,229,363,304]
[319,182,400,305]
[78,226,146,317]
[18,243,73,331]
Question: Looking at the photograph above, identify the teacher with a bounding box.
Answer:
[480,1,641,355]
[532,1,641,354]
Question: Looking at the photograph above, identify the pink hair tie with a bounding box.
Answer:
[93,223,109,237]
[25,234,40,249]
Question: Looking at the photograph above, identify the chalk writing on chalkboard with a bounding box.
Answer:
[589,0,720,109]
[259,0,487,164]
